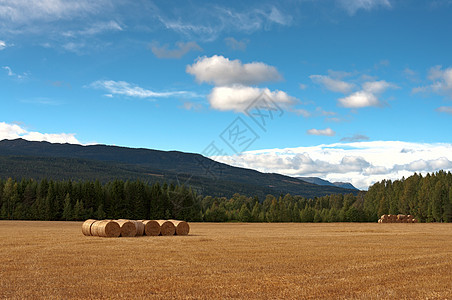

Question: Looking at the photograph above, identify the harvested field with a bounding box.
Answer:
[0,221,451,299]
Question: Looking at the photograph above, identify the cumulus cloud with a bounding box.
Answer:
[338,80,396,108]
[415,65,452,99]
[0,40,6,50]
[208,85,295,112]
[211,141,452,190]
[187,55,282,86]
[0,122,80,144]
[150,41,202,59]
[307,128,336,136]
[338,0,392,15]
[310,75,355,93]
[89,80,193,99]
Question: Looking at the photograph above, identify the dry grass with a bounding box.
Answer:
[0,221,451,299]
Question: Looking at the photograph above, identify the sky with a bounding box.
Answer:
[1,0,452,190]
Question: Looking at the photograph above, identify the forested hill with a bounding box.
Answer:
[0,139,357,199]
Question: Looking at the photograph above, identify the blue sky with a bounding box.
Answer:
[1,0,452,189]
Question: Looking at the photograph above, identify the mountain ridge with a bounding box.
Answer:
[0,139,359,199]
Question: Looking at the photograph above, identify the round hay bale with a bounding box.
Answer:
[156,220,175,236]
[133,220,145,236]
[169,220,190,235]
[142,220,161,236]
[381,214,389,220]
[94,220,121,238]
[82,219,97,236]
[115,220,137,237]
[90,220,103,236]
[397,214,405,220]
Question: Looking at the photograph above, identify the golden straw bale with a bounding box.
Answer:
[133,220,145,236]
[115,220,137,237]
[94,220,121,237]
[156,220,176,236]
[169,220,190,235]
[142,220,161,236]
[90,220,102,236]
[82,219,97,236]
[381,214,389,220]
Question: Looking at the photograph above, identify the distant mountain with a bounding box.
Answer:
[0,139,359,199]
[297,177,358,190]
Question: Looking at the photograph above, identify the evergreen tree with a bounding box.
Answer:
[62,193,73,221]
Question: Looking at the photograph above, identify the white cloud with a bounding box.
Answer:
[436,106,452,115]
[89,80,193,99]
[338,91,379,108]
[338,0,392,15]
[338,80,396,108]
[2,66,28,79]
[307,128,336,136]
[224,37,248,51]
[0,122,80,144]
[310,75,355,93]
[0,40,6,50]
[208,85,295,112]
[415,66,452,99]
[150,41,202,59]
[210,141,452,190]
[3,66,13,76]
[187,55,282,86]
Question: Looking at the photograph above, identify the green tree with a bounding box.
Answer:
[238,204,251,222]
[62,193,73,221]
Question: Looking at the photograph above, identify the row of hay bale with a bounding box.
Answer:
[378,214,418,223]
[82,219,190,237]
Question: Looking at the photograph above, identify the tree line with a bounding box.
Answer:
[0,171,451,222]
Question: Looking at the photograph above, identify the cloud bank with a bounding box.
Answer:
[211,141,452,190]
[0,122,80,144]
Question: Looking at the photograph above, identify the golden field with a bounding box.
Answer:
[0,221,451,299]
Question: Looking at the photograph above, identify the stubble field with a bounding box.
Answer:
[0,221,451,299]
